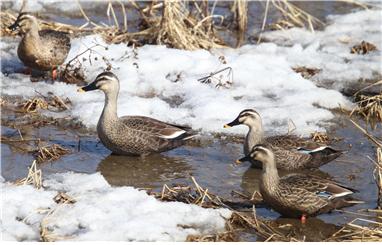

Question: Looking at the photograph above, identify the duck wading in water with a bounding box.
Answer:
[78,71,196,156]
[224,109,343,170]
[236,144,360,221]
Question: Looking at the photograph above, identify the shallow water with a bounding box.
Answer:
[1,106,380,241]
[1,1,381,241]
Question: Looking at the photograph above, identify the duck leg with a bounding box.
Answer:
[301,214,307,224]
[51,66,58,80]
[22,67,32,75]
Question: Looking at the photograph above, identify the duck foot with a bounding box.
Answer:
[301,214,307,224]
[52,67,58,80]
[22,67,32,75]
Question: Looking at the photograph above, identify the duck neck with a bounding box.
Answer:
[246,124,264,151]
[24,20,40,42]
[100,91,118,124]
[261,154,280,193]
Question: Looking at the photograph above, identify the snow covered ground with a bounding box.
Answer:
[262,8,382,91]
[4,10,381,137]
[1,172,231,241]
[1,6,381,242]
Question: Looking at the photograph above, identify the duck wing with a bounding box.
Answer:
[266,135,324,150]
[120,116,196,141]
[282,174,356,199]
[39,30,71,59]
[269,145,312,170]
[277,174,357,216]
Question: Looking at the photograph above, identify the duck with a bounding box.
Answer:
[8,12,71,79]
[77,71,196,156]
[224,109,342,170]
[236,144,359,219]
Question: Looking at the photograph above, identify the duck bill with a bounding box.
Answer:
[224,117,241,128]
[8,22,19,32]
[235,155,251,165]
[77,81,98,93]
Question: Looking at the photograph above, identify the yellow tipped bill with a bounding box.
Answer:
[235,159,242,165]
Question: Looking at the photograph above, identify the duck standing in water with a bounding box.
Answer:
[78,72,196,156]
[236,145,359,220]
[224,109,342,170]
[8,12,71,80]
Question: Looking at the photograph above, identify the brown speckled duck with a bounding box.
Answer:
[237,145,359,219]
[224,109,342,170]
[78,72,196,156]
[8,12,71,78]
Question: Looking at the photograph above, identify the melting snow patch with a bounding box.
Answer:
[1,172,231,241]
[2,9,380,136]
[262,9,382,90]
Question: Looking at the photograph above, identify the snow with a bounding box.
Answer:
[1,5,381,242]
[262,9,382,91]
[2,8,379,136]
[1,172,231,241]
[3,21,367,136]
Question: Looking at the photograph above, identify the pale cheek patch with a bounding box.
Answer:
[100,84,109,91]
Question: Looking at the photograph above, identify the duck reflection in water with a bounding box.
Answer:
[97,153,193,188]
[260,217,340,242]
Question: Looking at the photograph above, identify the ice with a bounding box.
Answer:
[1,172,231,241]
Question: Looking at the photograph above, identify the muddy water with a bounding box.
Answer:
[1,106,380,241]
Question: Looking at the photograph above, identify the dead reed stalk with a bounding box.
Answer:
[270,0,324,32]
[350,93,382,129]
[35,144,71,163]
[375,148,382,209]
[231,0,248,47]
[326,218,382,241]
[15,160,42,189]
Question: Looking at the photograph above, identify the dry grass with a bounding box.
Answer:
[104,0,226,50]
[351,93,382,129]
[35,144,71,163]
[292,66,321,79]
[326,218,382,241]
[197,67,234,89]
[15,160,42,189]
[351,41,378,55]
[53,192,76,204]
[17,93,72,113]
[268,0,324,32]
[310,131,330,144]
[375,147,382,209]
[20,97,49,113]
[231,0,248,47]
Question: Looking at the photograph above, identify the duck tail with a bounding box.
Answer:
[305,146,343,167]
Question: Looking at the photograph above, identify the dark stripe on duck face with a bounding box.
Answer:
[8,13,34,31]
[224,109,260,128]
[95,72,118,81]
[239,109,260,118]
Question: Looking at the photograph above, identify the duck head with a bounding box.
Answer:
[235,144,274,166]
[78,71,120,94]
[8,12,39,34]
[224,109,262,129]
